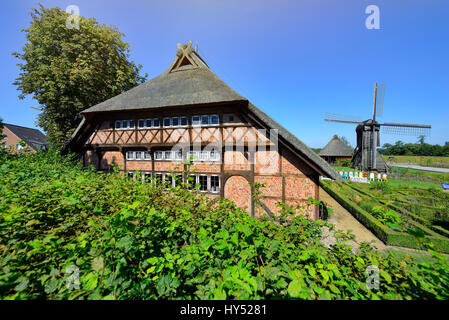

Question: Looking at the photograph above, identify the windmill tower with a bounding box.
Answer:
[325,83,431,173]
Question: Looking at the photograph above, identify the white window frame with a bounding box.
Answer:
[198,174,208,192]
[209,149,220,162]
[192,115,201,127]
[163,117,172,128]
[135,151,143,160]
[115,120,122,129]
[173,150,183,161]
[171,116,180,127]
[138,119,145,129]
[199,150,209,161]
[154,151,163,160]
[188,150,199,161]
[210,114,219,125]
[126,151,135,160]
[144,151,151,160]
[180,116,188,127]
[142,172,152,183]
[152,118,160,128]
[163,151,172,160]
[201,115,210,126]
[210,175,220,193]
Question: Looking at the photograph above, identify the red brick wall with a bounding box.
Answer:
[224,176,252,214]
[100,151,124,170]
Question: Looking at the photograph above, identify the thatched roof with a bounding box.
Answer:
[81,43,246,114]
[319,135,353,157]
[63,42,342,181]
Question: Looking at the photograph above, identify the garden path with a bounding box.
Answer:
[319,187,387,251]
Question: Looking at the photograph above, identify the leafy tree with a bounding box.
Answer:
[13,5,147,147]
[339,135,353,150]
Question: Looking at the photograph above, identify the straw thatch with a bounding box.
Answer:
[319,135,353,157]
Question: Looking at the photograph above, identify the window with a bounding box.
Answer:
[180,116,188,126]
[210,175,220,193]
[174,150,183,161]
[126,151,151,161]
[210,149,220,161]
[188,151,198,161]
[163,117,171,127]
[210,114,219,125]
[145,119,153,128]
[153,118,160,127]
[172,117,179,127]
[143,172,152,183]
[192,115,201,126]
[199,150,209,161]
[115,120,121,129]
[199,175,208,192]
[201,115,209,125]
[127,172,135,179]
[138,119,145,128]
[129,120,135,129]
[154,151,163,160]
[173,174,183,188]
[154,173,163,186]
[187,175,196,190]
[164,151,172,160]
[126,151,135,160]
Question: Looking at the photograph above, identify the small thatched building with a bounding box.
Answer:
[319,135,353,164]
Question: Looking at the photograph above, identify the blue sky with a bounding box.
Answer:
[1,0,448,148]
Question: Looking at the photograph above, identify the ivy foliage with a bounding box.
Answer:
[0,149,448,300]
[12,5,147,147]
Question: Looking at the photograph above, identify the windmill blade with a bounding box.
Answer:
[324,113,363,124]
[375,84,386,118]
[381,122,431,136]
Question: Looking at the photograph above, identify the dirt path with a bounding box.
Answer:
[319,187,387,251]
[387,163,449,173]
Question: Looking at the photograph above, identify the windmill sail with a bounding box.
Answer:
[324,113,362,124]
[381,123,431,136]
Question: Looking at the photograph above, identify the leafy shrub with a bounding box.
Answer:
[1,150,449,299]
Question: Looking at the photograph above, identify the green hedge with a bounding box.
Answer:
[320,180,449,253]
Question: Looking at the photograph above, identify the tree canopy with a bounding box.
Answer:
[379,139,449,156]
[13,5,147,147]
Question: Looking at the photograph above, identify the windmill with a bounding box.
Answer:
[325,83,431,173]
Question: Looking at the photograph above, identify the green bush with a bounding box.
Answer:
[1,149,449,299]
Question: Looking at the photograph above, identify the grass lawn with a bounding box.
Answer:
[383,155,449,168]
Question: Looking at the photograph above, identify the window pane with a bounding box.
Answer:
[174,175,183,187]
[200,151,209,161]
[144,151,151,160]
[115,120,121,129]
[211,176,220,193]
[187,175,196,190]
[201,115,209,125]
[138,119,145,128]
[172,117,179,126]
[122,120,128,129]
[210,149,219,161]
[144,173,152,183]
[154,174,163,186]
[163,117,171,127]
[180,117,188,126]
[127,172,134,179]
[129,120,135,129]
[164,151,172,160]
[145,119,152,128]
[155,151,163,160]
[192,116,200,126]
[135,151,142,160]
[210,115,219,125]
[174,150,183,161]
[188,151,198,161]
[199,175,208,191]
